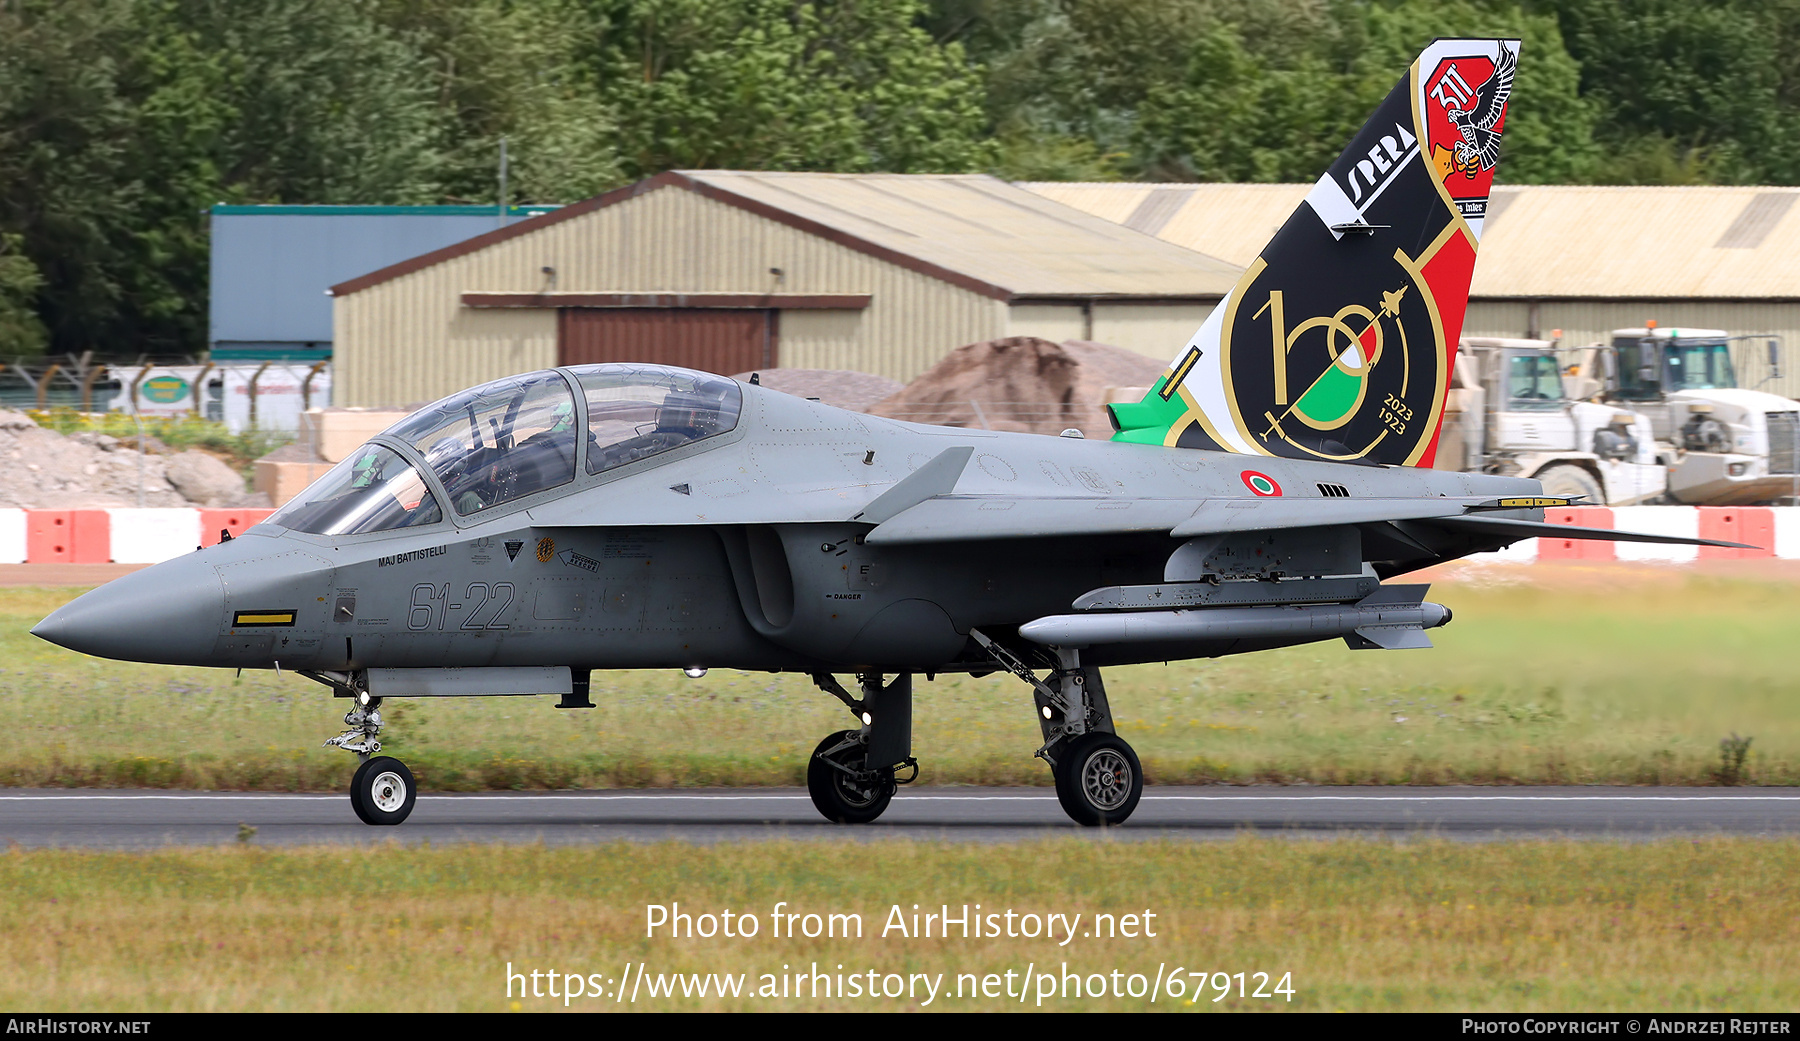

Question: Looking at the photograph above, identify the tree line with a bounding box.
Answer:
[2,0,1797,358]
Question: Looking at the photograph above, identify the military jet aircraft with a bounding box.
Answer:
[32,38,1745,828]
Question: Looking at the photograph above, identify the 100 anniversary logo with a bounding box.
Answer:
[1160,40,1516,468]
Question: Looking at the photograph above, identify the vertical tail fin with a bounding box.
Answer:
[1110,38,1520,467]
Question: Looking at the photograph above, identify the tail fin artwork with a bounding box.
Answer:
[1110,38,1520,467]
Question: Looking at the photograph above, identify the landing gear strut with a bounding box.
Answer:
[806,673,916,824]
[308,671,419,827]
[972,631,1142,827]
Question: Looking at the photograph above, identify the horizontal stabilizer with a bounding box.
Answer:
[1427,514,1759,550]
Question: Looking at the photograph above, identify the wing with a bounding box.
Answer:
[862,493,1757,551]
[868,495,1489,545]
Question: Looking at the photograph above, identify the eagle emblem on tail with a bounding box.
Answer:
[1446,43,1515,177]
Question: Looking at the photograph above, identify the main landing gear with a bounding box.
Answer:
[972,631,1142,827]
[806,673,917,824]
[803,642,1142,828]
[314,676,418,826]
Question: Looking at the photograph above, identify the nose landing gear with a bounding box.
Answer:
[305,672,419,827]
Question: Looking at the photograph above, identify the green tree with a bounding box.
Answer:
[582,0,993,176]
[375,0,623,205]
[0,233,47,355]
[1534,0,1800,183]
[941,0,1600,183]
[0,0,448,357]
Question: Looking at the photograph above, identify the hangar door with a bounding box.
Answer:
[558,308,777,374]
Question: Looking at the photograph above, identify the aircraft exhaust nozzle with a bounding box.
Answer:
[1018,585,1451,650]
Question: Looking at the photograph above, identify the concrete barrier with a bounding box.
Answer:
[14,509,276,564]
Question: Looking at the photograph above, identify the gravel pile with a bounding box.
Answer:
[865,337,1166,436]
[0,410,267,509]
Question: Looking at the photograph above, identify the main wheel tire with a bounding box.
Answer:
[1534,464,1604,504]
[1053,733,1143,827]
[352,756,416,826]
[806,730,895,825]
[348,758,377,824]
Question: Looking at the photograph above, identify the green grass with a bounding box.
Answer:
[29,407,293,476]
[2,838,1796,1011]
[3,569,1796,789]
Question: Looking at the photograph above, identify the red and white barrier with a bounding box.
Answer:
[1467,506,1794,563]
[0,506,1791,566]
[0,509,275,564]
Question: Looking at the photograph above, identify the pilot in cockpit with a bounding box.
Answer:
[589,383,732,473]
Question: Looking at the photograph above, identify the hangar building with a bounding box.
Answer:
[327,171,1241,407]
[1024,183,1800,400]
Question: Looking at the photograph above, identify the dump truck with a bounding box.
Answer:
[1565,327,1800,505]
[1435,337,1664,504]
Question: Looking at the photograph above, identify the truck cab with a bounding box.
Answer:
[1568,328,1800,505]
[1436,337,1662,505]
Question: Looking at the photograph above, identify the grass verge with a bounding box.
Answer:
[1,837,1795,1011]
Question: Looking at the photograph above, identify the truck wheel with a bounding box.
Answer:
[1534,464,1603,504]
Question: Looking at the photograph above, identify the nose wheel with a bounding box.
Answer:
[350,756,417,826]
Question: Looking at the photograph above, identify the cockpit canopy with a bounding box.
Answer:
[391,370,578,517]
[269,364,743,535]
[575,365,742,475]
[268,444,444,536]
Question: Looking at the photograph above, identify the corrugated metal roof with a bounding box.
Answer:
[333,171,1243,301]
[679,172,1242,298]
[1020,182,1800,299]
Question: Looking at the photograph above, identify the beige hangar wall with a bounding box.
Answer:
[334,185,1008,406]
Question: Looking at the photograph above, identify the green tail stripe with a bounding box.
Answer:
[1107,376,1191,444]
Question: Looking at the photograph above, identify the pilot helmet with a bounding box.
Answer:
[349,450,383,488]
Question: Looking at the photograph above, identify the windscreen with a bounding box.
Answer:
[386,371,578,516]
[269,445,443,535]
[1505,352,1566,411]
[572,365,743,475]
[1666,341,1736,391]
[1613,339,1661,401]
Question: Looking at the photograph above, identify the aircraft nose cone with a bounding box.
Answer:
[32,554,225,665]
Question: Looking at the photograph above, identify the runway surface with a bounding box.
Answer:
[2,787,1798,847]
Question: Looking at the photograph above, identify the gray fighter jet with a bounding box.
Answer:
[32,38,1743,827]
